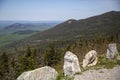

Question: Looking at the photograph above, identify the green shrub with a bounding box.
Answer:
[56,73,73,80]
[95,55,119,69]
[117,60,120,65]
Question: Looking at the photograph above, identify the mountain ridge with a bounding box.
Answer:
[2,11,120,50]
[28,11,120,40]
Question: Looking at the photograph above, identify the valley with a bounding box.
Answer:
[0,21,60,50]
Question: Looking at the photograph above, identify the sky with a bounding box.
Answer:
[0,0,120,21]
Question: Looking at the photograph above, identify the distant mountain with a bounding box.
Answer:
[4,23,27,29]
[3,11,120,50]
[12,30,38,35]
[0,22,60,35]
[0,21,61,29]
[4,22,59,30]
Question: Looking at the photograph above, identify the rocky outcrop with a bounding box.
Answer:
[17,66,58,80]
[63,51,81,76]
[82,50,98,68]
[74,66,120,80]
[106,43,118,59]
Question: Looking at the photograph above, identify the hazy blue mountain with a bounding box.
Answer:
[0,21,61,35]
[0,21,61,29]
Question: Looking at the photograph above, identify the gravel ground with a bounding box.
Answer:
[74,66,120,80]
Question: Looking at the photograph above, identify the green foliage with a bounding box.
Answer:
[74,72,82,75]
[56,73,73,80]
[92,55,120,69]
[0,46,38,79]
[18,46,37,73]
[0,34,32,50]
[66,45,72,51]
[9,58,20,80]
[0,52,10,79]
[26,46,32,57]
[116,60,120,65]
[44,43,62,66]
[56,73,64,80]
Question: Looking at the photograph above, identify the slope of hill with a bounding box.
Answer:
[18,11,120,42]
[2,11,120,50]
[12,30,38,35]
[0,21,60,50]
[16,11,119,42]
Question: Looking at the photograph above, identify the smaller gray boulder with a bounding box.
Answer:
[17,66,58,80]
[82,50,98,69]
[106,43,118,59]
[63,51,81,76]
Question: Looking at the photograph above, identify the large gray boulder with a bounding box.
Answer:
[82,50,98,69]
[106,43,118,59]
[63,51,81,76]
[74,66,120,80]
[17,66,58,80]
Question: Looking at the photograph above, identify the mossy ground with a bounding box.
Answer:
[56,73,73,80]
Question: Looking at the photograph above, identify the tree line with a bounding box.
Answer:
[0,33,120,80]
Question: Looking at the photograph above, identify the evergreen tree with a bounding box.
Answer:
[26,46,32,57]
[44,43,61,66]
[0,52,9,79]
[9,58,18,80]
[18,47,37,73]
